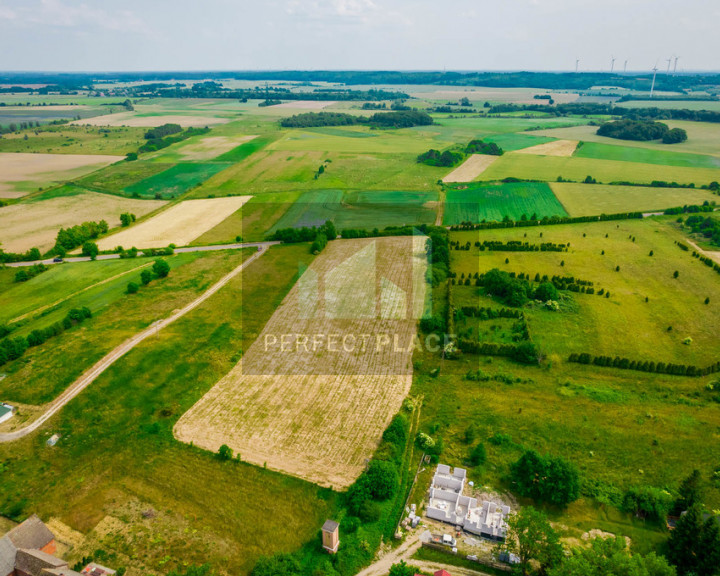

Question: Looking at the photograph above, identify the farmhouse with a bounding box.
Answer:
[426,465,509,540]
[0,514,85,576]
[0,404,15,425]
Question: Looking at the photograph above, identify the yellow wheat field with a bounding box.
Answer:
[0,152,124,198]
[72,113,231,128]
[96,196,252,250]
[515,139,579,157]
[175,236,429,488]
[442,154,499,183]
[0,192,166,253]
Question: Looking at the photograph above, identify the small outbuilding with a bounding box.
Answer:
[321,519,339,554]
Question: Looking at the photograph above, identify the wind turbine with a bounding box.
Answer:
[673,56,679,74]
[610,55,616,73]
[650,64,659,98]
[623,60,628,73]
[666,58,672,74]
[575,58,580,73]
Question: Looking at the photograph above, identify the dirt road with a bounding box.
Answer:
[0,244,270,443]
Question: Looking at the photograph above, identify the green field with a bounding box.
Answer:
[443,181,567,224]
[401,216,720,551]
[449,218,720,364]
[534,120,720,157]
[0,250,249,405]
[0,258,163,326]
[124,162,231,198]
[481,151,720,186]
[551,182,719,216]
[269,189,438,232]
[0,245,338,576]
[575,141,720,169]
[74,161,175,195]
[0,125,145,155]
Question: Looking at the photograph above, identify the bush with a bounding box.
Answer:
[622,486,672,522]
[534,281,559,301]
[366,460,398,501]
[359,500,382,523]
[82,241,99,260]
[510,449,580,506]
[127,282,139,294]
[251,553,303,576]
[153,259,170,278]
[217,444,233,461]
[140,269,153,285]
[469,442,487,466]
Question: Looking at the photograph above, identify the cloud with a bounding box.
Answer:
[3,0,149,34]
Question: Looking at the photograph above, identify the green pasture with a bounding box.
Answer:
[620,100,720,112]
[0,245,334,576]
[575,141,720,169]
[74,161,174,195]
[0,258,164,326]
[480,152,720,186]
[534,120,720,157]
[190,149,441,197]
[550,182,719,216]
[444,182,567,224]
[449,217,720,365]
[269,189,438,232]
[124,162,230,198]
[0,251,232,404]
[0,124,145,155]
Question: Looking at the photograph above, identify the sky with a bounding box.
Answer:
[0,0,718,72]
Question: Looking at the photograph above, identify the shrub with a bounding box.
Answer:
[534,281,559,301]
[366,460,398,500]
[153,259,170,278]
[510,449,580,506]
[217,444,233,461]
[469,442,487,467]
[140,269,153,285]
[127,282,139,294]
[622,486,672,522]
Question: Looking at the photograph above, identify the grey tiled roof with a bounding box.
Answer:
[6,515,55,550]
[0,536,17,576]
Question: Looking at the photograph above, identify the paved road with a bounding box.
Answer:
[4,241,278,267]
[0,244,271,443]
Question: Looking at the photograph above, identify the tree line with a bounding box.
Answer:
[568,352,720,377]
[279,110,433,129]
[0,307,92,367]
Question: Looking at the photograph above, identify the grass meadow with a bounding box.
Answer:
[0,245,336,576]
[268,189,438,232]
[480,152,720,186]
[123,162,231,198]
[0,250,252,404]
[551,182,719,216]
[444,182,567,224]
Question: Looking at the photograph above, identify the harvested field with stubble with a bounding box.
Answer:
[0,191,166,253]
[0,152,124,197]
[442,154,498,183]
[175,236,429,488]
[72,113,230,127]
[271,100,337,109]
[515,139,579,157]
[96,196,252,250]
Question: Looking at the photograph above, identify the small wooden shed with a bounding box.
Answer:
[321,519,339,554]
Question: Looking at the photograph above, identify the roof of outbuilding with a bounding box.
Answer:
[321,519,339,533]
[5,515,55,551]
[14,548,66,576]
[0,536,17,576]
